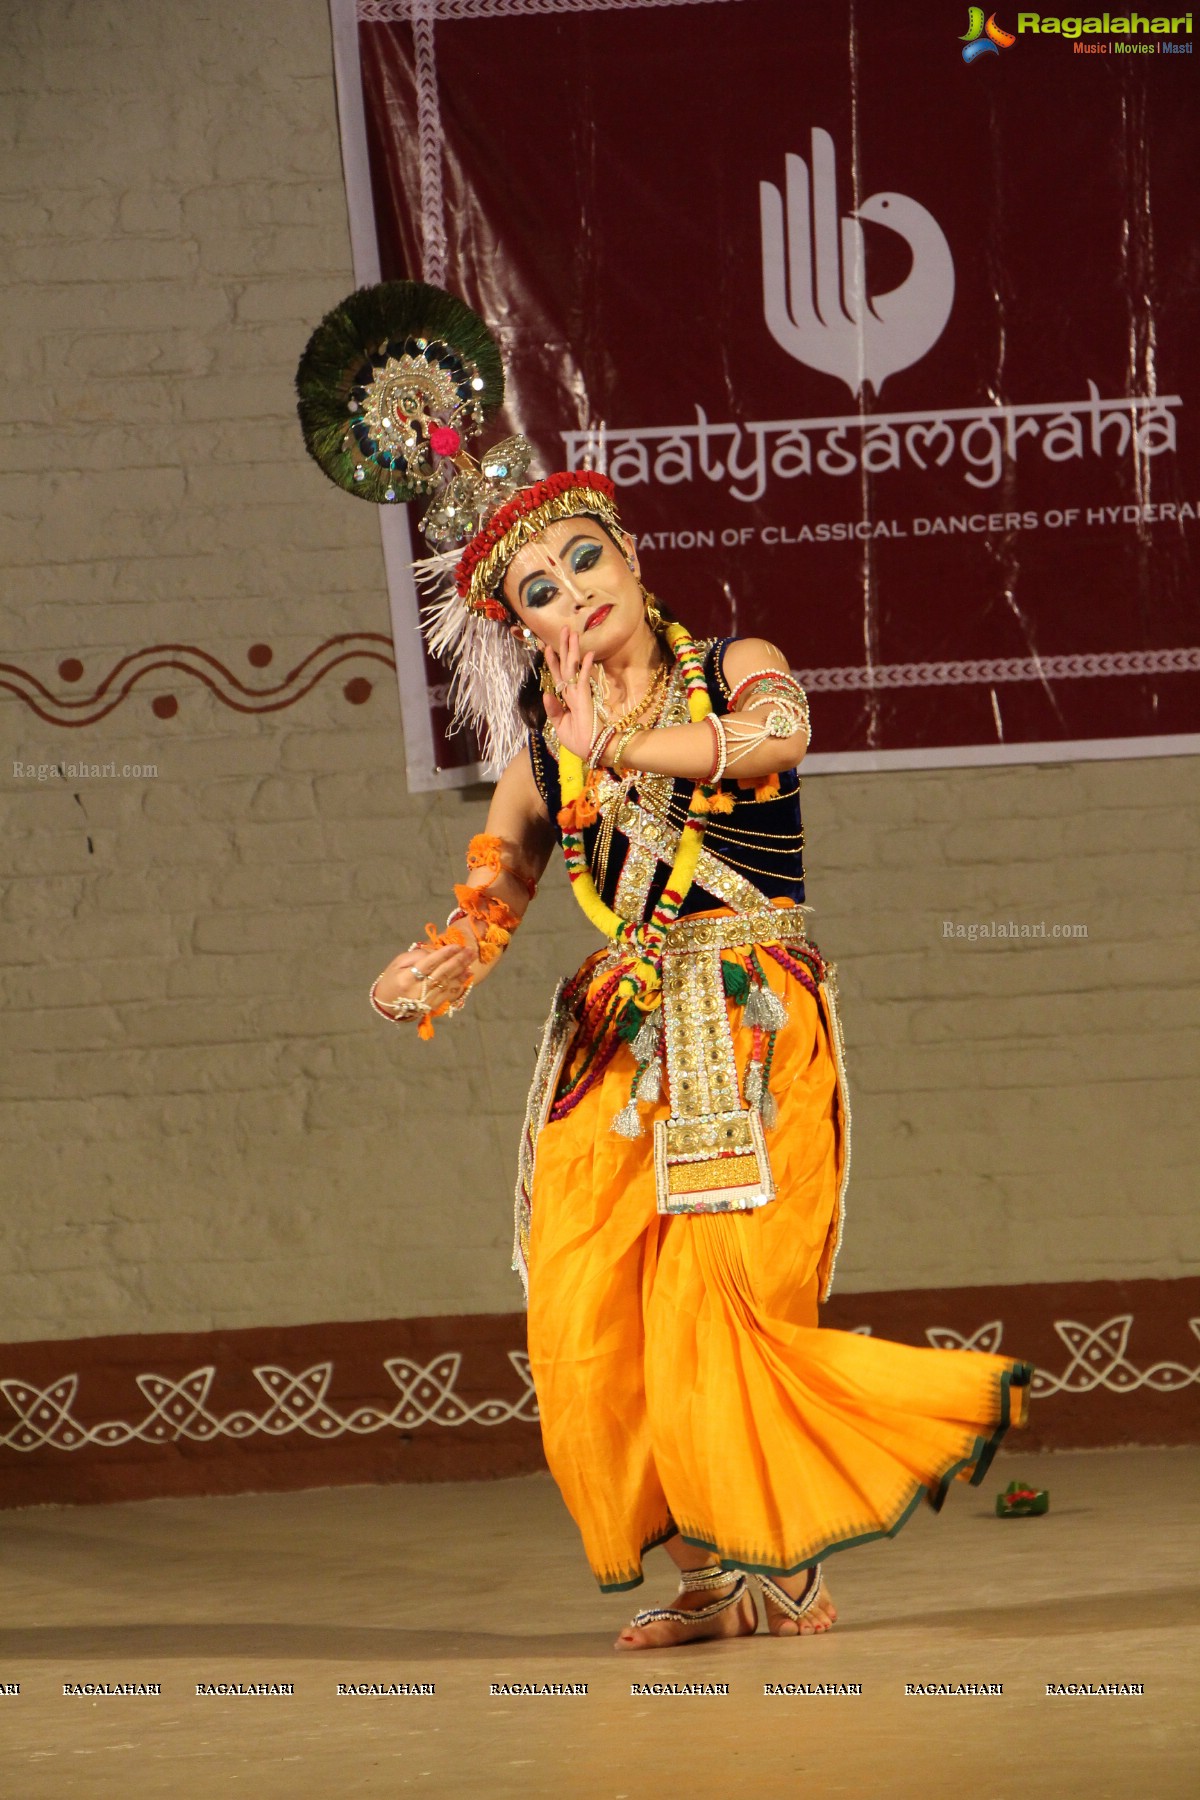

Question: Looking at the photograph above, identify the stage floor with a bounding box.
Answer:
[1,1446,1196,1798]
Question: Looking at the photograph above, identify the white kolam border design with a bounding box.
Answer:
[1,1352,538,1453]
[3,1317,1198,1452]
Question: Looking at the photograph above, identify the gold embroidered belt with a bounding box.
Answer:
[663,907,811,955]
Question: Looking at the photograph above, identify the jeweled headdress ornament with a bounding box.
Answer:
[296,281,624,772]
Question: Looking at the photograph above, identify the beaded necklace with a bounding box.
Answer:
[556,620,715,1021]
[592,659,668,739]
[590,677,671,895]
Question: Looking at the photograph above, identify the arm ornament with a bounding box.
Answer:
[450,882,523,967]
[372,832,527,1039]
[726,669,811,749]
[706,714,728,784]
[465,832,537,897]
[446,831,526,974]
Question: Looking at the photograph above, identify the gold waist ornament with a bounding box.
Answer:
[663,906,810,955]
[652,938,779,1215]
[513,915,851,1297]
[612,906,819,1216]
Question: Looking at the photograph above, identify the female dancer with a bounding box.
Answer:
[299,284,1031,1651]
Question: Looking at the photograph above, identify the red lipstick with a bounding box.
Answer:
[584,605,612,631]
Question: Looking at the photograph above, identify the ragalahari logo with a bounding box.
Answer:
[961,7,1016,60]
[759,130,955,400]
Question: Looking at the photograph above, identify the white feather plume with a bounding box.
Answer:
[414,555,536,778]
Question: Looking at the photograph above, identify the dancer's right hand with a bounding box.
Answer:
[373,940,474,1010]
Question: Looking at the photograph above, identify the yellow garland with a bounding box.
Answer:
[558,621,712,962]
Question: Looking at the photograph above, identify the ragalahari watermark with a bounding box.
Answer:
[12,760,159,781]
[943,919,1088,941]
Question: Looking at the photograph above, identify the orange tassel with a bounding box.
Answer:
[695,786,735,814]
[466,833,506,874]
[452,885,522,929]
[737,770,780,801]
[424,921,468,950]
[417,1013,435,1041]
[466,832,536,896]
[556,770,604,834]
[556,794,600,832]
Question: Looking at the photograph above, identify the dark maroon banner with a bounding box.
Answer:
[341,0,1199,776]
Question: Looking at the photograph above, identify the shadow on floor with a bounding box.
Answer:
[849,1583,1200,1637]
[3,1583,1198,1659]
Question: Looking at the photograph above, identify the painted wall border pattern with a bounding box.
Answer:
[4,1315,1197,1457]
[797,646,1200,694]
[1,1351,537,1454]
[358,1,743,23]
[1,634,395,727]
[6,642,1193,730]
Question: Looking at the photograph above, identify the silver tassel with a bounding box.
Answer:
[744,983,789,1032]
[635,1057,662,1105]
[631,1011,663,1065]
[743,1062,765,1108]
[610,1100,645,1139]
[760,1088,779,1130]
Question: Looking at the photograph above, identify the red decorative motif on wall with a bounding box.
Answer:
[0,634,397,727]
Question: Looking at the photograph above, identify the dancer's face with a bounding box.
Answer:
[502,517,645,663]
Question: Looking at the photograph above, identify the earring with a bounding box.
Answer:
[642,588,666,633]
[538,659,556,694]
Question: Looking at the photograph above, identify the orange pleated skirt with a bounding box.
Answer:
[526,910,1031,1592]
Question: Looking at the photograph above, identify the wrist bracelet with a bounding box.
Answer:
[368,975,428,1024]
[588,723,616,772]
[611,725,643,774]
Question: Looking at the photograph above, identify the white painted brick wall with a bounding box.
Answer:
[2,0,1197,1345]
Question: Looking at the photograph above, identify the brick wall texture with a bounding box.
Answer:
[2,0,1197,1346]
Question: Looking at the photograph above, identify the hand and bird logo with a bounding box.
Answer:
[759,129,955,400]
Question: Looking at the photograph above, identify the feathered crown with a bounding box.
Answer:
[296,282,624,774]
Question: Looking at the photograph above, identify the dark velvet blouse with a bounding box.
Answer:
[527,637,806,918]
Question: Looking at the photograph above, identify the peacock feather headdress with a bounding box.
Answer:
[296,282,625,773]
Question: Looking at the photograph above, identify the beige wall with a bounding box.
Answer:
[2,0,1197,1347]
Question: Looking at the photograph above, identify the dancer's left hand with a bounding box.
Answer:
[542,627,596,760]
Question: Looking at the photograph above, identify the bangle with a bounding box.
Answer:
[368,975,427,1024]
[706,713,728,784]
[611,725,643,774]
[588,723,616,772]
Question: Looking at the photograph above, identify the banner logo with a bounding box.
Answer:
[960,8,1016,60]
[760,130,955,399]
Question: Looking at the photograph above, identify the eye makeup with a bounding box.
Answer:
[517,534,606,607]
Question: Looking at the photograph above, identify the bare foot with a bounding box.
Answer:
[761,1570,838,1637]
[615,1572,758,1651]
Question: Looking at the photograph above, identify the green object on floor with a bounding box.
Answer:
[996,1478,1049,1517]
